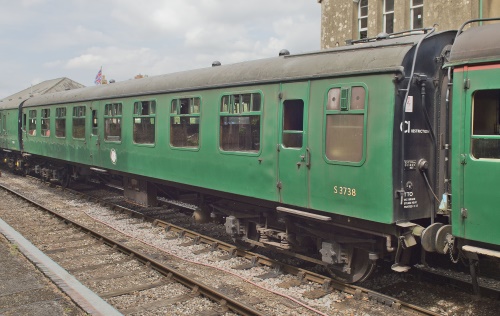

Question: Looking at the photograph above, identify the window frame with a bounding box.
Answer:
[358,0,368,39]
[55,107,66,138]
[28,109,37,136]
[383,0,394,34]
[41,108,50,137]
[410,0,424,30]
[169,96,202,150]
[104,102,123,143]
[72,105,86,140]
[323,83,368,166]
[281,99,305,149]
[470,89,500,160]
[132,99,156,146]
[219,91,263,156]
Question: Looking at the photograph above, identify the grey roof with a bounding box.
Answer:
[5,33,435,109]
[447,23,500,66]
[0,78,85,110]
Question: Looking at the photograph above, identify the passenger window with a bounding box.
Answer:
[41,109,50,137]
[220,93,261,152]
[28,110,37,136]
[72,106,86,139]
[55,107,66,138]
[325,86,367,163]
[170,97,200,148]
[282,100,304,148]
[133,100,156,144]
[471,89,500,159]
[104,103,122,142]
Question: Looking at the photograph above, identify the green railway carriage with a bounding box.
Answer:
[446,22,500,252]
[2,21,500,283]
[3,30,457,282]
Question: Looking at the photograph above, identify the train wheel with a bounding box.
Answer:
[61,172,70,188]
[325,248,376,283]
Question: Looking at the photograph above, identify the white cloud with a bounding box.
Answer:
[1,0,320,95]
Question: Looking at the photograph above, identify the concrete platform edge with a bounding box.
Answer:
[0,218,122,316]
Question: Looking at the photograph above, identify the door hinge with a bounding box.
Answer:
[276,181,282,190]
[276,144,280,152]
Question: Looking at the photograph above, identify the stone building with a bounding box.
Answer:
[318,0,500,49]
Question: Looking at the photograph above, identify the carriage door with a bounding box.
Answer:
[0,111,5,148]
[461,66,500,246]
[89,102,102,166]
[277,82,310,207]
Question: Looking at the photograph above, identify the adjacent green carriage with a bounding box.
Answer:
[446,22,500,249]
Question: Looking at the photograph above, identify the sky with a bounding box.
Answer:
[0,0,320,98]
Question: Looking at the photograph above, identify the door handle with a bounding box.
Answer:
[306,147,311,169]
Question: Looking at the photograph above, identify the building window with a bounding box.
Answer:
[325,86,367,163]
[133,100,156,144]
[170,97,200,148]
[41,109,50,137]
[471,90,500,159]
[72,106,86,139]
[28,110,37,136]
[358,0,368,39]
[220,93,261,152]
[104,103,122,142]
[383,0,394,34]
[55,107,66,138]
[410,0,423,29]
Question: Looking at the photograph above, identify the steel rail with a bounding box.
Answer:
[0,183,265,316]
[58,182,442,316]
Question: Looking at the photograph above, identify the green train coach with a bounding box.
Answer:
[1,19,499,284]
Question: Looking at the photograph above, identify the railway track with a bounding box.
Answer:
[0,171,447,316]
[0,185,264,315]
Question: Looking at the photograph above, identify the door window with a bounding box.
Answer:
[91,109,98,136]
[471,89,500,159]
[282,100,304,148]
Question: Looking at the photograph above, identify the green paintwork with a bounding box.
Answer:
[5,33,447,227]
[309,76,395,223]
[0,109,20,151]
[451,66,500,246]
[18,73,396,225]
[278,82,310,207]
